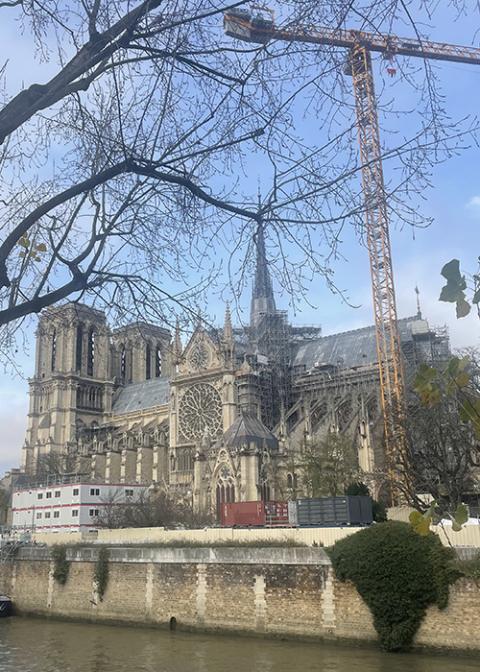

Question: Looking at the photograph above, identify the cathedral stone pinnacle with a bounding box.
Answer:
[223,302,233,343]
[174,318,182,362]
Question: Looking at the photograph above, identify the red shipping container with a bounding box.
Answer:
[220,501,288,527]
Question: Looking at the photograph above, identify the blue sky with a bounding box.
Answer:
[1,3,479,474]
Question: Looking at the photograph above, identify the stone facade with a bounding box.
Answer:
[1,546,479,653]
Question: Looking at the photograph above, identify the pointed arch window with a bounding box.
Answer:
[75,324,83,372]
[260,482,270,502]
[146,343,151,380]
[51,329,57,372]
[120,345,126,382]
[155,345,162,378]
[87,327,95,376]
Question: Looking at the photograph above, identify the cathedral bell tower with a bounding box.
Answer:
[22,303,113,475]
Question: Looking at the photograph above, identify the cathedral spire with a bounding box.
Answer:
[415,285,422,319]
[250,216,276,329]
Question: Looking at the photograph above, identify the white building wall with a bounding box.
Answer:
[11,482,146,533]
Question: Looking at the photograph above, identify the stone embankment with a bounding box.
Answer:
[1,545,479,653]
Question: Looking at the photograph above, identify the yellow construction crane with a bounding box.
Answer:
[224,7,480,491]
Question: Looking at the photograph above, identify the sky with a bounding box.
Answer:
[0,2,479,475]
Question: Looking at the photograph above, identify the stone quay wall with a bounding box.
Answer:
[0,546,479,653]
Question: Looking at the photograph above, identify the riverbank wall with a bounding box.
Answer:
[1,546,479,653]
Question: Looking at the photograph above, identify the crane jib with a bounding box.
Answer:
[223,15,480,66]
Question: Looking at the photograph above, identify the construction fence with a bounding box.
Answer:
[27,515,480,549]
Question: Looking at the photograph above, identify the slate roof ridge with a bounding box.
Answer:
[319,315,419,341]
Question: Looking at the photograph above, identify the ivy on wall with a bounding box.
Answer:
[94,547,110,601]
[328,521,459,652]
[51,545,70,585]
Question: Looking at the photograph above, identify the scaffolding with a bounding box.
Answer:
[0,527,26,563]
[251,310,292,429]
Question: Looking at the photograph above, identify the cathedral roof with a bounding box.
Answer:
[291,315,428,371]
[223,412,278,450]
[112,377,170,415]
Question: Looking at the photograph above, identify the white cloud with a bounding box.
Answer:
[466,195,480,210]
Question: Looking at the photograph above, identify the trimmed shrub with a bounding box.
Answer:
[51,545,70,585]
[328,521,459,652]
[94,546,110,601]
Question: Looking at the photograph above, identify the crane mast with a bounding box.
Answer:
[348,45,406,480]
[224,8,480,492]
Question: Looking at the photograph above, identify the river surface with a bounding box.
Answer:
[0,617,478,672]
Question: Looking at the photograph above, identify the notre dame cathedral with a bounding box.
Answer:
[21,226,450,514]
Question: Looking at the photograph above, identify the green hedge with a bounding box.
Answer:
[328,521,459,651]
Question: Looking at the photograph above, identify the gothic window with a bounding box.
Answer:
[287,473,298,490]
[75,324,83,372]
[146,344,151,380]
[260,482,271,502]
[216,480,236,515]
[51,329,57,372]
[155,346,162,378]
[87,328,95,376]
[120,345,126,381]
[178,383,222,441]
[177,448,193,472]
[188,342,210,371]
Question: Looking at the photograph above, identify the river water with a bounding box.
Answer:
[0,618,478,672]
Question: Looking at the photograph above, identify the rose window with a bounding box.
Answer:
[178,383,222,441]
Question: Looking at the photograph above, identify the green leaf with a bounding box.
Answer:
[36,242,47,252]
[409,510,432,536]
[451,521,462,532]
[456,297,471,318]
[454,503,469,527]
[439,284,463,303]
[447,358,459,376]
[455,371,470,388]
[417,363,437,382]
[459,398,480,432]
[441,259,464,285]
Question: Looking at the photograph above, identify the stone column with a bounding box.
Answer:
[105,451,122,483]
[136,446,153,483]
[91,453,106,480]
[121,448,137,483]
[240,448,259,501]
[193,452,207,514]
[222,373,237,431]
